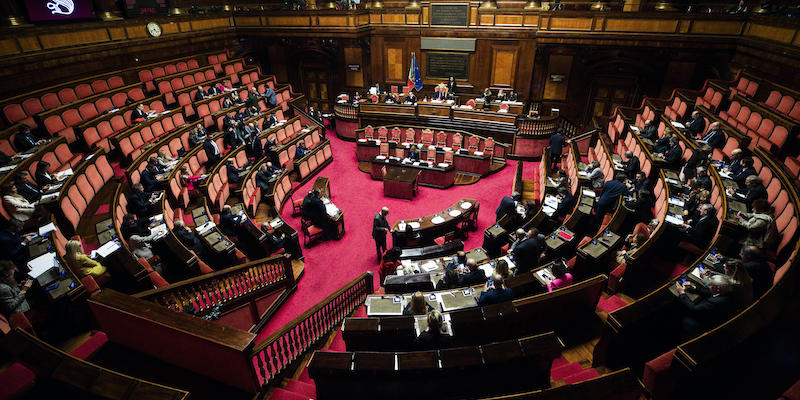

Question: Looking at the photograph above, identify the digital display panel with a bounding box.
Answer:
[26,0,94,22]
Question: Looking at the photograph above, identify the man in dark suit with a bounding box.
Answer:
[13,173,43,203]
[631,171,651,192]
[675,274,736,339]
[140,164,162,193]
[685,111,706,137]
[246,134,263,160]
[255,163,275,196]
[14,125,42,152]
[680,203,718,248]
[640,119,658,141]
[621,151,640,178]
[194,85,209,102]
[218,205,242,239]
[260,222,287,255]
[733,175,767,210]
[553,187,574,220]
[131,103,148,124]
[731,157,757,187]
[226,160,244,187]
[695,166,712,191]
[663,137,684,171]
[512,230,540,274]
[596,174,629,216]
[726,149,744,176]
[549,130,567,171]
[495,191,521,223]
[222,113,235,132]
[460,259,487,286]
[740,246,774,299]
[127,183,156,219]
[372,207,390,262]
[203,137,221,168]
[302,189,334,237]
[173,220,206,258]
[478,274,513,306]
[699,121,725,149]
[295,142,309,159]
[446,76,457,98]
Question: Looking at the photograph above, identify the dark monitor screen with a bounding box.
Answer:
[26,0,95,22]
[124,0,169,17]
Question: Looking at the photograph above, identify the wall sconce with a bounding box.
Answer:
[590,1,608,11]
[524,1,540,10]
[479,0,497,9]
[406,0,421,9]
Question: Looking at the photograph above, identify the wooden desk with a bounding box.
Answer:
[383,167,419,200]
[370,156,455,189]
[357,141,491,176]
[391,198,477,244]
[313,176,331,199]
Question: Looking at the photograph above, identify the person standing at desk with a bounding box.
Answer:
[596,174,629,217]
[496,191,521,223]
[446,76,457,98]
[372,207,390,262]
[549,129,567,171]
[482,87,492,104]
[203,136,221,169]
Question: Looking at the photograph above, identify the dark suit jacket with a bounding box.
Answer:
[372,213,390,239]
[219,213,241,238]
[553,193,574,219]
[478,288,513,306]
[203,140,221,165]
[744,260,774,299]
[732,166,757,187]
[702,129,725,149]
[127,191,152,218]
[194,90,207,102]
[140,169,161,193]
[14,133,37,152]
[247,137,263,160]
[255,171,272,192]
[549,133,566,155]
[686,214,718,248]
[227,164,244,185]
[512,238,539,274]
[641,125,658,141]
[246,93,260,109]
[35,170,55,187]
[460,269,487,286]
[686,117,706,136]
[740,184,767,209]
[174,226,205,256]
[15,182,42,203]
[597,180,628,210]
[496,196,516,221]
[131,108,147,122]
[678,290,735,336]
[0,230,26,264]
[302,194,328,227]
[664,144,683,170]
[623,156,640,177]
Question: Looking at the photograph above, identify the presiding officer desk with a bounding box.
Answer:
[359,141,492,176]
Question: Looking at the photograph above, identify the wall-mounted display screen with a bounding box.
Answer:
[124,0,169,17]
[26,0,94,22]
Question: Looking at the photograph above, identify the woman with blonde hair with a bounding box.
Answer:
[65,240,107,279]
[403,291,433,316]
[413,310,454,350]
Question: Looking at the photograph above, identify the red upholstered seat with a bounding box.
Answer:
[643,349,676,400]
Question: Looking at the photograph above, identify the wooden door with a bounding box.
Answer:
[301,63,333,112]
[586,77,639,125]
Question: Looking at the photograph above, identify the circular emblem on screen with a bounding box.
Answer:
[46,0,75,15]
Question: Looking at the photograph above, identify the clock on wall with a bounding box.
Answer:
[146,22,163,37]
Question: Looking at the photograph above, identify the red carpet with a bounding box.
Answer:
[551,362,583,381]
[562,368,600,384]
[95,203,110,215]
[255,134,523,342]
[597,295,628,313]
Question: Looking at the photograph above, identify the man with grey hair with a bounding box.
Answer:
[675,274,735,338]
[372,206,390,262]
[478,274,513,306]
[173,219,206,257]
[679,203,717,248]
[495,191,521,222]
[460,258,487,286]
[686,110,706,137]
[621,150,639,178]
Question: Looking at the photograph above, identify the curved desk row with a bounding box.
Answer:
[358,141,492,176]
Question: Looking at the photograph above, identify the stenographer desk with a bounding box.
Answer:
[370,156,456,189]
[358,141,491,176]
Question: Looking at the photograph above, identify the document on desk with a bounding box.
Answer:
[542,205,555,217]
[27,252,57,278]
[582,189,597,197]
[578,171,589,177]
[96,240,121,258]
[38,222,56,235]
[55,168,74,179]
[719,171,732,179]
[0,165,17,173]
[665,215,684,225]
[40,192,59,202]
[325,203,339,217]
[665,178,680,185]
[420,261,439,272]
[668,197,685,207]
[671,121,686,129]
[544,195,559,209]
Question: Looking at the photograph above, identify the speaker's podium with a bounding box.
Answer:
[383,167,420,200]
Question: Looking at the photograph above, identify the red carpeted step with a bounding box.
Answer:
[268,388,311,400]
[285,379,316,399]
[95,203,110,215]
[562,368,600,384]
[327,330,346,351]
[352,306,367,318]
[297,367,313,384]
[551,355,569,370]
[70,331,108,360]
[551,362,583,380]
[0,363,35,399]
[597,295,628,313]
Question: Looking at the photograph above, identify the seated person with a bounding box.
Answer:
[128,235,163,275]
[662,137,684,171]
[587,161,605,189]
[263,86,278,107]
[140,163,164,193]
[403,291,434,316]
[255,163,278,195]
[173,220,206,257]
[685,111,706,137]
[295,142,309,158]
[189,124,208,147]
[478,274,513,306]
[435,269,462,290]
[444,251,467,270]
[653,131,673,154]
[3,185,36,224]
[413,310,453,350]
[694,166,712,191]
[120,214,151,241]
[482,87,493,103]
[678,203,718,248]
[179,166,203,195]
[674,274,736,340]
[640,119,658,141]
[0,261,32,316]
[226,160,245,186]
[724,148,744,176]
[552,169,570,189]
[127,183,158,219]
[683,188,711,223]
[730,157,756,187]
[260,222,287,255]
[621,151,640,178]
[131,104,148,124]
[155,150,175,169]
[729,175,767,210]
[507,90,518,101]
[460,258,487,286]
[698,121,725,149]
[740,245,774,299]
[546,261,574,292]
[0,222,36,265]
[218,205,243,239]
[65,240,107,279]
[552,187,574,220]
[630,171,650,192]
[615,233,647,265]
[301,189,335,237]
[494,259,513,279]
[14,172,43,203]
[34,161,58,187]
[395,224,421,248]
[627,188,654,223]
[507,229,527,254]
[405,91,417,104]
[735,199,776,250]
[14,125,45,152]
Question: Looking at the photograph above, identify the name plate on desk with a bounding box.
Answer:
[430,4,469,27]
[426,52,469,80]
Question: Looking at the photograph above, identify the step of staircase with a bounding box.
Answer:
[285,379,316,399]
[267,387,312,400]
[563,368,600,384]
[550,362,583,381]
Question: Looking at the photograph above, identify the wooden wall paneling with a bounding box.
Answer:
[39,29,110,49]
[385,42,406,83]
[490,46,518,87]
[543,54,572,101]
[268,44,289,84]
[344,47,364,88]
[660,61,696,98]
[603,18,678,33]
[515,40,537,103]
